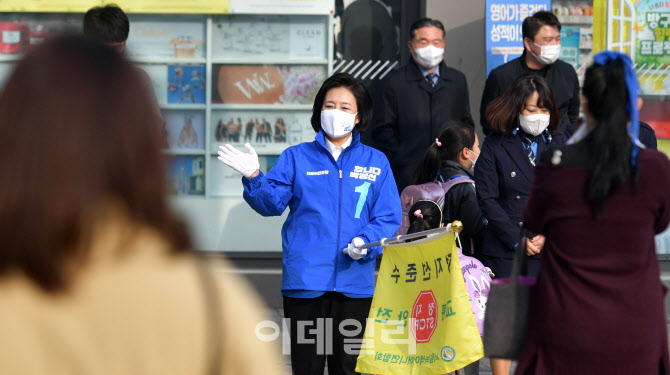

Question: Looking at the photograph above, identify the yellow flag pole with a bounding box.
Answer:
[358,220,463,249]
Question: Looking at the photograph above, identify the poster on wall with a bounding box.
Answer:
[210,15,326,61]
[164,110,205,150]
[0,0,229,13]
[0,0,99,12]
[211,64,326,104]
[485,0,550,75]
[167,65,206,104]
[167,156,205,196]
[211,110,313,154]
[636,1,670,96]
[228,0,332,15]
[559,26,580,70]
[630,1,670,139]
[114,0,228,14]
[126,17,205,59]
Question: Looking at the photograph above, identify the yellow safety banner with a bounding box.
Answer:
[356,231,483,375]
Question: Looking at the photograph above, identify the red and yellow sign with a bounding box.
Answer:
[356,231,483,375]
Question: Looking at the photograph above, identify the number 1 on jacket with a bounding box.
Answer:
[354,182,371,218]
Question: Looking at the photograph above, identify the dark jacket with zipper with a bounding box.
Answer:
[480,51,580,136]
[438,160,486,258]
[474,129,567,262]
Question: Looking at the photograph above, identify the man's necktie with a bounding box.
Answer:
[523,136,536,166]
[425,73,436,88]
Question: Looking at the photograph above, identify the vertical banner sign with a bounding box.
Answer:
[559,26,581,70]
[355,231,483,375]
[634,1,670,139]
[636,2,670,96]
[486,0,550,76]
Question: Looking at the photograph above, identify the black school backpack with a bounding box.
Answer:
[396,176,474,236]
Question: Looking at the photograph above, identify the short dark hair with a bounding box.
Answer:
[485,74,560,135]
[83,4,129,43]
[522,10,561,42]
[409,18,445,40]
[310,73,372,134]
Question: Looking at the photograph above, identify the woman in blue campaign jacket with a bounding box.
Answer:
[218,73,401,375]
[475,74,567,280]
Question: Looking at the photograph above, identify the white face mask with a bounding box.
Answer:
[530,42,561,65]
[519,113,551,136]
[320,109,357,139]
[413,44,444,69]
[467,149,479,169]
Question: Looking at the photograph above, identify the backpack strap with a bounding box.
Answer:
[448,174,469,181]
[442,176,474,191]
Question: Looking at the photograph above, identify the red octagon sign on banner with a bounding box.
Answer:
[411,290,438,343]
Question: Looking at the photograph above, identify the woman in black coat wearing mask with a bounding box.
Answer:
[475,74,567,279]
[474,73,567,375]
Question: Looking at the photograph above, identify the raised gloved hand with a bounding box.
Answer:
[217,143,260,178]
[343,237,367,260]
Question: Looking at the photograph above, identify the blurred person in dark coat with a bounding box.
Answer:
[516,51,670,374]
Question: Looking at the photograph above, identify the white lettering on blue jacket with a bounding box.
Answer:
[242,131,401,297]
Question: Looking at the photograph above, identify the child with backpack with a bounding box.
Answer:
[409,121,487,259]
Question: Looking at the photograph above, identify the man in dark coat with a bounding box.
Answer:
[480,11,579,136]
[373,18,474,193]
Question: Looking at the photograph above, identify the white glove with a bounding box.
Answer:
[343,237,367,260]
[217,143,260,178]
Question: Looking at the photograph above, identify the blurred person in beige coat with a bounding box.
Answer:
[0,35,285,375]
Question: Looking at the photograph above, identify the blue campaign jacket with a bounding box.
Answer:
[242,131,401,297]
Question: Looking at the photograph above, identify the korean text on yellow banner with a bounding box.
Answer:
[356,231,484,375]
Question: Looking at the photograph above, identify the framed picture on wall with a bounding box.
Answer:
[167,155,205,196]
[167,65,206,104]
[211,64,325,104]
[211,110,313,154]
[164,110,205,149]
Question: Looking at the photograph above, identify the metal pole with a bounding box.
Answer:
[358,220,463,249]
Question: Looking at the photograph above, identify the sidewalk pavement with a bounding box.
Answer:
[267,278,670,374]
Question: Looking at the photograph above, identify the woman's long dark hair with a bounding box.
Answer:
[0,36,191,292]
[485,74,560,135]
[407,200,443,235]
[411,121,475,184]
[582,59,637,214]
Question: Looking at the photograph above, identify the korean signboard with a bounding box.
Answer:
[485,0,551,75]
